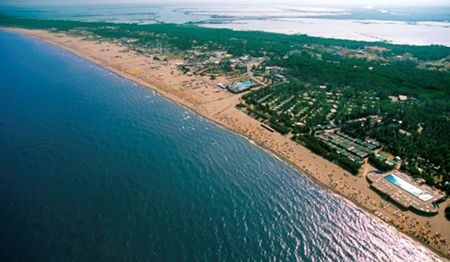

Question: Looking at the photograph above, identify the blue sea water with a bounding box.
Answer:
[0,30,442,261]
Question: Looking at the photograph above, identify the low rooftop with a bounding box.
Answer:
[367,170,446,215]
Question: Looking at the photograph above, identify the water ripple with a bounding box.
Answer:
[0,30,445,262]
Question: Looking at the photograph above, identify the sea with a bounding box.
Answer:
[0,29,444,261]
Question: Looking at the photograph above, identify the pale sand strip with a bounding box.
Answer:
[6,28,449,259]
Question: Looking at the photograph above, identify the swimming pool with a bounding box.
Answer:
[231,81,255,90]
[384,174,433,201]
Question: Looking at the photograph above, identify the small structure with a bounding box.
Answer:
[367,170,446,215]
[273,74,287,82]
[399,95,408,101]
[217,83,227,89]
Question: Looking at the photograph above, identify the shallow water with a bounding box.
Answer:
[1,4,449,45]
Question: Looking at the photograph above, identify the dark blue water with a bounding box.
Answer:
[0,31,442,261]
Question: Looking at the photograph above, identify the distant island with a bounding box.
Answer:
[1,14,449,258]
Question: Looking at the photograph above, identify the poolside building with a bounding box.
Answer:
[367,170,446,215]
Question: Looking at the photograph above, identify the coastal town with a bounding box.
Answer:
[3,15,449,258]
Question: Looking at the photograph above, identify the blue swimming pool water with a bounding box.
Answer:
[232,81,255,90]
[385,174,420,195]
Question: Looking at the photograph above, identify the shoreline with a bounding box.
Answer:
[5,27,449,260]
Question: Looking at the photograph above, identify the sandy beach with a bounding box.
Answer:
[7,28,449,259]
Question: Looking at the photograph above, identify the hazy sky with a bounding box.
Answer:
[3,0,450,7]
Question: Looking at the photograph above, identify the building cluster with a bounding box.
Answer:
[316,131,380,165]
